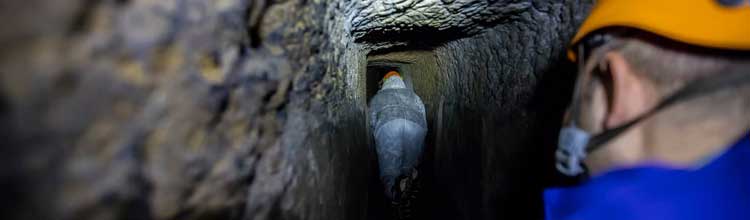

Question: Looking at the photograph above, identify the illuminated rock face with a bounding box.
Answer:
[0,0,590,219]
[348,0,531,41]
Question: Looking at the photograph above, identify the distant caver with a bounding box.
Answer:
[368,71,427,203]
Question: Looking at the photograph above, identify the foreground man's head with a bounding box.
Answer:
[547,1,750,220]
[556,0,750,176]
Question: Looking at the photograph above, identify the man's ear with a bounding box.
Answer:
[602,51,651,129]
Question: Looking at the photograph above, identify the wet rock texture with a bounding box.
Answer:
[0,0,590,219]
[349,0,532,43]
[1,0,366,219]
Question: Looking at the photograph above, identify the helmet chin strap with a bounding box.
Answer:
[557,45,750,176]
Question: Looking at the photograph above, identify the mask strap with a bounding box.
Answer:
[568,44,604,127]
[585,69,750,153]
[567,45,586,123]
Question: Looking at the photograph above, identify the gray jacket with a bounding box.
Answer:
[368,76,427,199]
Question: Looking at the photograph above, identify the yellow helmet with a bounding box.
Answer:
[568,0,750,61]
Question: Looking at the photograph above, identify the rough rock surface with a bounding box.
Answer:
[0,0,590,220]
[348,0,532,43]
[1,0,365,219]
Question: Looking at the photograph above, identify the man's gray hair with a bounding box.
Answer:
[588,32,750,123]
[616,37,750,94]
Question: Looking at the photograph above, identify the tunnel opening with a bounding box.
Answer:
[366,63,402,102]
[364,49,450,220]
[358,38,577,219]
[365,50,441,113]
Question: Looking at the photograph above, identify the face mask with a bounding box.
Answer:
[555,48,750,177]
[556,123,591,176]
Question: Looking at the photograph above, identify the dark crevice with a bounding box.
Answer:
[208,85,231,127]
[53,70,80,98]
[68,0,100,34]
[246,0,271,48]
[354,26,470,49]
[114,0,130,6]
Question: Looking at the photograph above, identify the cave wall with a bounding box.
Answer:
[430,5,588,218]
[0,0,590,220]
[0,0,369,219]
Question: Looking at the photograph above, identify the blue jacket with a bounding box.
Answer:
[544,133,750,220]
